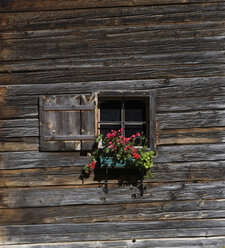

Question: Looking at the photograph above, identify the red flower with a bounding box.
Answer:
[109,144,114,149]
[132,148,137,153]
[133,153,140,159]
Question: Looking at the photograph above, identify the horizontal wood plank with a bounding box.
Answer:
[1,181,225,208]
[155,143,225,162]
[1,143,225,169]
[159,127,225,145]
[1,237,225,248]
[0,152,91,170]
[1,198,225,225]
[1,0,224,12]
[0,119,38,139]
[1,77,224,97]
[158,110,225,129]
[1,159,225,187]
[1,3,225,30]
[1,219,225,244]
[43,105,95,111]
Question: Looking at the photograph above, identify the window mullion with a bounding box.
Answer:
[121,98,125,136]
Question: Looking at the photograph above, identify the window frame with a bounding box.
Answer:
[98,96,149,143]
[96,90,156,152]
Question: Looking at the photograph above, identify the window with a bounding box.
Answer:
[39,90,156,152]
[99,98,148,145]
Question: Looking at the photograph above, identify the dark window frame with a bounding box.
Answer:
[97,90,156,152]
[98,96,149,143]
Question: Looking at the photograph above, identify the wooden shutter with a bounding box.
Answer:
[39,94,97,151]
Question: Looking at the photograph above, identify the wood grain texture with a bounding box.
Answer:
[1,0,224,12]
[1,160,225,187]
[0,3,224,84]
[1,219,225,244]
[159,127,225,145]
[1,198,225,225]
[0,0,225,246]
[1,77,224,96]
[1,181,225,208]
[1,3,225,30]
[0,143,225,169]
[1,237,225,248]
[0,152,91,170]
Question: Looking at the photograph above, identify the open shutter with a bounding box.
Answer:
[39,94,97,151]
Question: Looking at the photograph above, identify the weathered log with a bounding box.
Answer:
[1,219,225,244]
[0,144,225,169]
[0,0,223,12]
[1,160,225,187]
[1,237,225,248]
[1,198,225,225]
[1,77,224,97]
[0,181,225,208]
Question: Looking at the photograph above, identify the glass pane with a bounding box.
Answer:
[100,125,121,138]
[99,100,121,122]
[125,100,146,122]
[125,125,147,145]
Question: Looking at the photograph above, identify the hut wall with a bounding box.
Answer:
[0,0,225,247]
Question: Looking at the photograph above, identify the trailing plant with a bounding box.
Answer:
[83,129,154,179]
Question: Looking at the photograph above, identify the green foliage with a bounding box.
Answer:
[83,129,154,180]
[134,149,154,179]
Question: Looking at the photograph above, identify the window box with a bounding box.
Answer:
[100,157,135,168]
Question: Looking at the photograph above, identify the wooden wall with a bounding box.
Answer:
[0,0,225,247]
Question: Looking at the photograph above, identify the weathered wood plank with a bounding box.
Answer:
[1,51,225,75]
[1,159,225,187]
[1,64,224,85]
[0,141,38,152]
[0,144,225,169]
[0,119,38,129]
[1,237,225,248]
[159,127,225,145]
[1,199,225,225]
[1,0,224,12]
[155,143,225,162]
[0,119,38,138]
[1,96,38,106]
[0,105,37,119]
[0,3,223,29]
[0,181,225,208]
[1,219,225,244]
[158,95,225,112]
[1,77,224,97]
[0,152,90,170]
[158,110,225,129]
[1,0,225,12]
[2,19,224,42]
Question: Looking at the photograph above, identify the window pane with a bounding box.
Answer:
[125,100,146,122]
[100,125,121,138]
[125,125,147,145]
[99,100,121,122]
